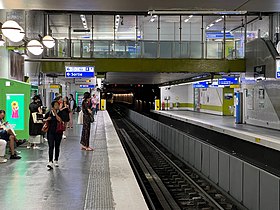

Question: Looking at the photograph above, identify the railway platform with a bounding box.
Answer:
[0,111,148,210]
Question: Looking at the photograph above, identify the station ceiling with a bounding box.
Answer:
[0,0,279,12]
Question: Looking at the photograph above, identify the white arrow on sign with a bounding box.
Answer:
[67,73,70,76]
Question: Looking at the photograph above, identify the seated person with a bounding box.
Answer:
[0,139,7,163]
[0,110,21,159]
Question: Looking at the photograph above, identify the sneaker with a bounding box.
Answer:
[0,157,7,163]
[27,145,31,149]
[33,146,41,150]
[44,138,48,142]
[47,162,53,170]
[54,161,59,167]
[10,154,21,159]
[63,135,66,139]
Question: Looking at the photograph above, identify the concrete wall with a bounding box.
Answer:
[160,84,231,116]
[199,87,223,115]
[160,84,193,110]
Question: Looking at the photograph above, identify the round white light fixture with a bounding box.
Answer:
[1,20,21,41]
[27,40,44,55]
[42,35,55,48]
[9,26,25,43]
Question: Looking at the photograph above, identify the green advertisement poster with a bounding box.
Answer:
[6,94,25,130]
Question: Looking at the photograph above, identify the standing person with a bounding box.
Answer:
[91,94,97,114]
[44,101,63,169]
[60,96,70,138]
[95,94,99,115]
[80,92,94,151]
[68,94,75,128]
[0,110,21,159]
[28,95,43,149]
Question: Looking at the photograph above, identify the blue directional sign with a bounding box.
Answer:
[80,85,95,88]
[65,66,94,78]
[66,72,94,78]
[193,81,209,88]
[276,60,280,79]
[218,77,239,86]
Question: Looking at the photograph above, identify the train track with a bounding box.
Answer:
[109,107,246,210]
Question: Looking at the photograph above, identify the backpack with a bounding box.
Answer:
[73,100,77,110]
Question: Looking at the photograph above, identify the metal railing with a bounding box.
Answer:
[44,39,245,59]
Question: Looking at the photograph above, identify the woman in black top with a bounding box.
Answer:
[80,92,93,151]
[45,101,63,169]
[28,95,43,149]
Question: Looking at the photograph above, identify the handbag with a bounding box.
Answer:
[56,121,65,134]
[89,113,94,123]
[32,112,43,124]
[41,121,49,133]
[77,110,83,125]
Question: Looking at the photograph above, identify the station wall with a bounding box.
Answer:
[160,84,233,116]
[243,80,280,130]
[160,84,194,111]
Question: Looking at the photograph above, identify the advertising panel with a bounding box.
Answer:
[6,94,25,130]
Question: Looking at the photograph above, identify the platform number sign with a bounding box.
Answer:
[276,60,280,79]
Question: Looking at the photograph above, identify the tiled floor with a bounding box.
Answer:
[0,117,96,210]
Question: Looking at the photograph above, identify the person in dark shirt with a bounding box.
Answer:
[80,92,94,151]
[28,95,43,149]
[44,101,63,170]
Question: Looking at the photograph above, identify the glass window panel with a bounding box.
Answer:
[139,16,158,41]
[182,15,202,58]
[57,39,69,57]
[160,41,172,58]
[115,15,136,40]
[143,41,157,58]
[160,16,180,41]
[127,41,141,58]
[71,14,92,40]
[93,15,114,40]
[247,16,269,41]
[113,41,126,58]
[93,40,110,58]
[205,15,225,58]
[82,41,92,58]
[180,41,190,58]
[72,40,81,57]
[49,14,70,39]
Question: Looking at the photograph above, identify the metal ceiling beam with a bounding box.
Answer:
[40,58,246,73]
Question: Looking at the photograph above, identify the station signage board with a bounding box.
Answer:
[75,77,96,85]
[80,85,95,88]
[65,66,94,78]
[218,77,239,86]
[276,60,280,79]
[193,81,209,88]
